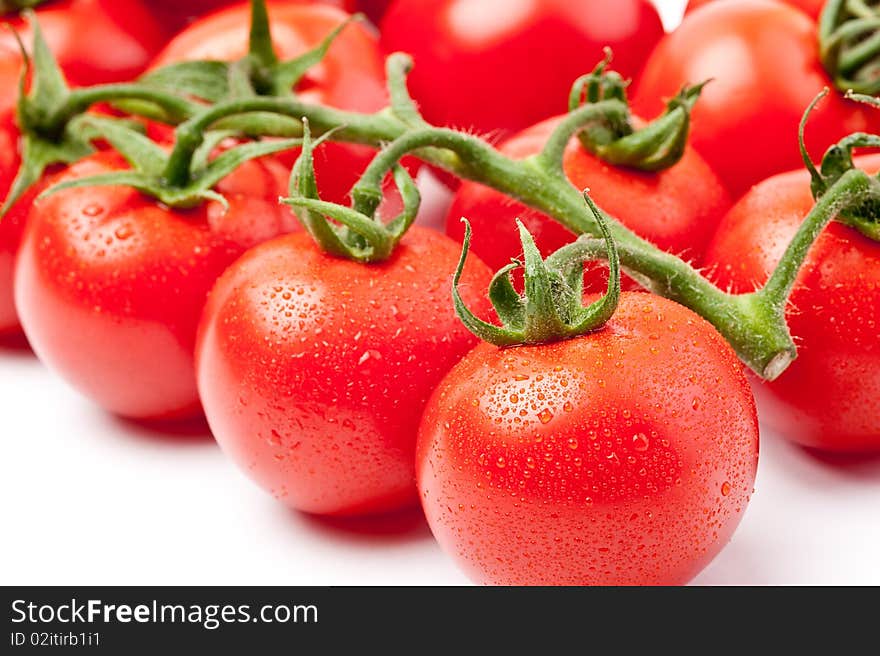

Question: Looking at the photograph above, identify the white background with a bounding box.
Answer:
[3,0,880,586]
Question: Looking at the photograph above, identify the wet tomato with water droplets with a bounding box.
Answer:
[417,293,758,585]
[196,227,494,516]
[14,150,295,420]
[704,155,880,452]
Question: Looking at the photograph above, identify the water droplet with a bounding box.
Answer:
[692,397,701,411]
[567,437,578,450]
[537,409,554,424]
[357,349,382,365]
[632,432,649,451]
[563,401,573,413]
[525,456,536,470]
[82,203,103,217]
[496,456,506,469]
[114,225,133,240]
[721,481,731,497]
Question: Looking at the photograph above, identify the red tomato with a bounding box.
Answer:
[380,0,663,136]
[352,0,391,24]
[0,111,24,335]
[152,1,388,206]
[417,292,759,585]
[196,227,494,516]
[0,0,166,95]
[446,115,731,290]
[704,155,880,453]
[14,150,296,420]
[634,0,877,198]
[148,1,354,32]
[687,0,825,19]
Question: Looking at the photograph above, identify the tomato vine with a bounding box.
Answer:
[6,0,880,383]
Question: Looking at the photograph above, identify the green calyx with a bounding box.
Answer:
[38,116,301,210]
[567,50,706,172]
[453,192,621,347]
[820,0,880,95]
[2,12,200,216]
[281,119,420,263]
[801,89,880,241]
[2,13,95,215]
[136,0,358,116]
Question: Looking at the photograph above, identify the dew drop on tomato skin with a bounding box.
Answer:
[196,227,495,516]
[416,293,759,585]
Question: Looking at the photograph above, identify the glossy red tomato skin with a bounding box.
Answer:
[14,151,296,420]
[446,115,731,290]
[634,0,878,199]
[380,0,663,136]
[417,293,759,586]
[0,110,24,335]
[196,227,495,516]
[153,1,388,206]
[0,0,166,92]
[704,155,880,453]
[688,0,825,19]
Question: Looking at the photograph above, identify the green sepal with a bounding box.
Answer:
[1,120,93,215]
[1,13,93,215]
[271,18,354,96]
[801,90,880,242]
[819,0,880,96]
[138,61,232,105]
[281,119,420,263]
[453,193,621,348]
[567,54,632,154]
[593,82,706,172]
[567,52,705,172]
[38,117,302,210]
[134,1,358,107]
[487,262,525,330]
[518,221,571,340]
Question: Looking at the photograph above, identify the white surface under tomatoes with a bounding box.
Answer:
[2,328,880,585]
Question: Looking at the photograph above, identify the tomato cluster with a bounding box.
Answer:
[1,0,878,587]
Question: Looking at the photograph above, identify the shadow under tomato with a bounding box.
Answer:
[801,447,880,480]
[0,331,32,356]
[296,505,434,545]
[109,412,216,446]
